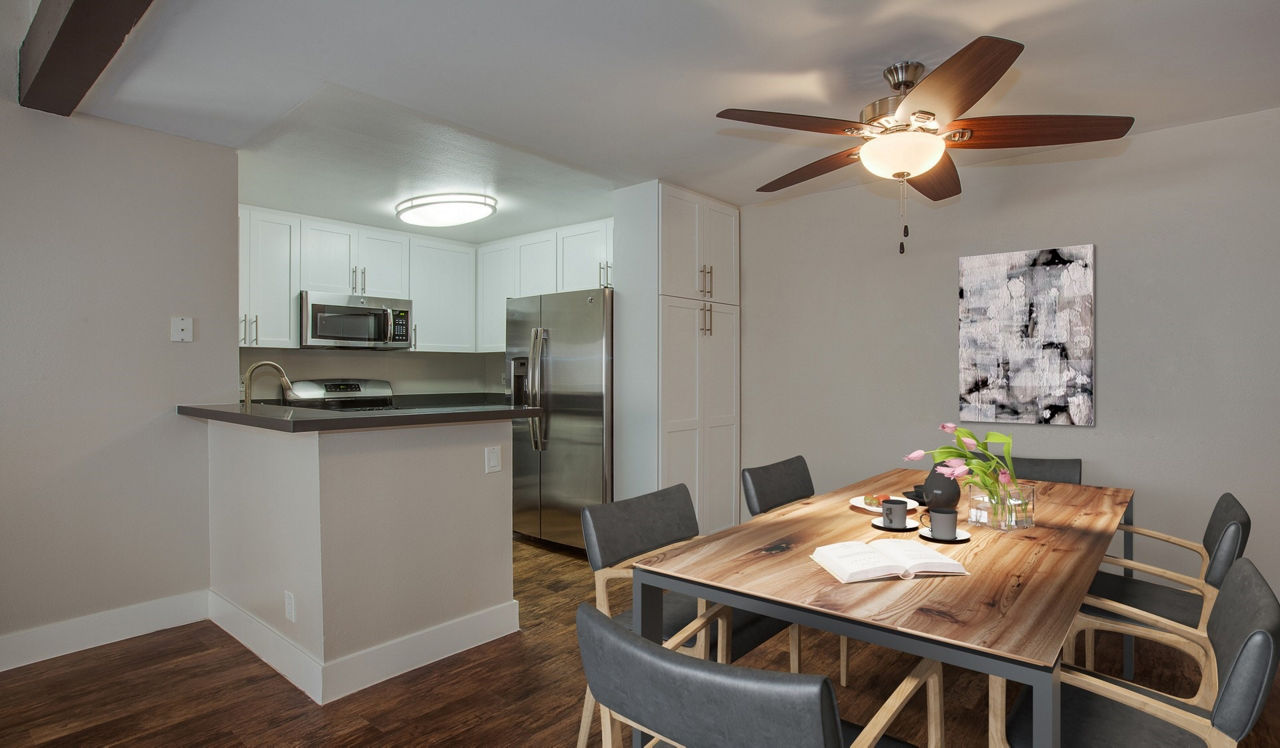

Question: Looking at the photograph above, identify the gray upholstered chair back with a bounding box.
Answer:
[581,484,699,571]
[576,604,843,748]
[741,455,815,516]
[1201,492,1251,588]
[1205,558,1280,741]
[1009,456,1082,484]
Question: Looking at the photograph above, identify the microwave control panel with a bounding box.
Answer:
[391,309,410,343]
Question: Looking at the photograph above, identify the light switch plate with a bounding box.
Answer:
[484,446,501,474]
[170,316,193,342]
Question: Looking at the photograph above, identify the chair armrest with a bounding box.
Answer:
[850,659,944,748]
[1097,556,1207,594]
[593,536,704,615]
[1115,524,1211,578]
[1059,666,1215,741]
[661,603,729,651]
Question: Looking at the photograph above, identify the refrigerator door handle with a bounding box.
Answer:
[529,327,548,451]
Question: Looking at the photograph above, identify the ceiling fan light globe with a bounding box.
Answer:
[859,131,946,180]
[395,193,497,227]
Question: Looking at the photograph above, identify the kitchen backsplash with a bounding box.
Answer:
[238,349,506,398]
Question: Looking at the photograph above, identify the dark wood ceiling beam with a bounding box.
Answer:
[19,0,154,116]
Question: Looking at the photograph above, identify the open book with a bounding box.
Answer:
[811,539,968,583]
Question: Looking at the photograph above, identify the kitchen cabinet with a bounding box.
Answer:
[658,296,740,532]
[558,219,612,291]
[659,183,739,305]
[300,218,409,298]
[475,242,518,352]
[409,238,476,352]
[517,231,558,296]
[239,206,301,348]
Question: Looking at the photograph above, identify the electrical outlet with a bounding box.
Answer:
[484,446,501,474]
[284,591,296,622]
[169,316,193,342]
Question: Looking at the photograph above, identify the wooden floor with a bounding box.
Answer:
[2,538,1278,746]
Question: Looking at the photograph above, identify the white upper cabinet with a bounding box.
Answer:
[240,206,301,349]
[409,238,476,352]
[558,219,612,291]
[300,217,410,299]
[658,183,739,305]
[518,231,558,297]
[476,242,519,352]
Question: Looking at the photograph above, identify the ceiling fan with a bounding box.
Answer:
[718,36,1134,201]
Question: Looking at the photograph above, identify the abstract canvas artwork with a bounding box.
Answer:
[958,244,1095,426]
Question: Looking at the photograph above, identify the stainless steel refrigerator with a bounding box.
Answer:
[507,288,612,548]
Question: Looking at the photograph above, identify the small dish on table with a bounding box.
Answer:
[850,495,919,514]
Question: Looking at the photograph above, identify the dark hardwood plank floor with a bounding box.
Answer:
[1,538,1277,745]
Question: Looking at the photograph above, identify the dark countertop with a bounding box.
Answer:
[178,393,537,433]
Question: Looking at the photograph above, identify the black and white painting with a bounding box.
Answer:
[958,244,1094,426]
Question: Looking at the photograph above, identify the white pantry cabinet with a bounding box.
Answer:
[300,218,410,298]
[659,183,739,305]
[409,238,476,352]
[475,242,519,352]
[558,218,613,291]
[239,206,301,348]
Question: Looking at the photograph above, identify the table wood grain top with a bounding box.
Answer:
[634,468,1133,667]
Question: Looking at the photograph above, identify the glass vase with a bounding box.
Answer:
[966,483,1036,531]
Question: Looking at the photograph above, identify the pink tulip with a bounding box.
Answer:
[944,458,967,468]
[935,464,969,480]
[903,449,927,462]
[939,423,958,434]
[961,437,978,450]
[998,469,1012,484]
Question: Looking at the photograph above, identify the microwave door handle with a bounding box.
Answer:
[384,308,394,344]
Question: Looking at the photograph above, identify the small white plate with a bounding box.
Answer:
[920,527,971,542]
[850,495,919,514]
[871,517,920,531]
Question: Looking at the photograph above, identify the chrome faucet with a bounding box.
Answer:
[242,360,295,409]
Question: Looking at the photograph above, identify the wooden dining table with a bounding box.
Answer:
[631,468,1134,748]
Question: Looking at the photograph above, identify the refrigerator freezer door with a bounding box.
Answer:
[508,295,541,539]
[538,288,612,547]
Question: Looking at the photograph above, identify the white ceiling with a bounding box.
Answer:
[59,0,1280,242]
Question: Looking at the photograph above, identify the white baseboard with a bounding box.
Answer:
[0,590,209,673]
[321,599,520,704]
[207,590,324,703]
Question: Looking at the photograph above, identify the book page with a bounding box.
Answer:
[811,541,904,583]
[869,539,967,576]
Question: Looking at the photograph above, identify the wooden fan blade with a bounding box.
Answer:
[906,152,961,201]
[941,114,1135,148]
[718,108,880,137]
[894,36,1024,127]
[758,145,862,192]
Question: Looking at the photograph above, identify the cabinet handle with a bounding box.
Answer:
[252,314,259,344]
[240,314,247,344]
[707,265,714,298]
[598,261,605,288]
[412,323,418,350]
[361,267,367,295]
[351,266,357,294]
[698,264,706,295]
[707,304,713,336]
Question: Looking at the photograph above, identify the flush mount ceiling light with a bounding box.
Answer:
[395,193,497,227]
[857,130,946,180]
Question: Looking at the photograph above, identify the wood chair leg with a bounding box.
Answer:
[1062,629,1077,666]
[600,706,622,748]
[840,636,849,687]
[577,686,595,748]
[789,624,802,673]
[988,676,1009,748]
[1084,628,1096,671]
[925,661,945,748]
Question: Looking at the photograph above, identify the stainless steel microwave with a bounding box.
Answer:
[300,290,412,349]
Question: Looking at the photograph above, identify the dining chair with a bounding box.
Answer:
[1068,492,1251,670]
[1009,456,1082,484]
[1003,557,1280,747]
[742,454,815,674]
[577,483,793,747]
[577,602,945,748]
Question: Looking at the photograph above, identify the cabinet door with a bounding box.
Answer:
[476,243,519,352]
[300,218,356,294]
[659,185,700,300]
[557,221,607,291]
[518,232,558,296]
[699,203,739,305]
[409,240,476,352]
[604,218,614,287]
[358,228,410,298]
[658,296,703,524]
[697,303,740,532]
[245,208,301,348]
[238,206,250,344]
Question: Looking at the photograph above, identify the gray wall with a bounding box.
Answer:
[741,108,1280,581]
[0,95,238,630]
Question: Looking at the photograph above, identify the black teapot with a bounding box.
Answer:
[920,463,961,509]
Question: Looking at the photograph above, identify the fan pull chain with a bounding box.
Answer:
[898,179,908,254]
